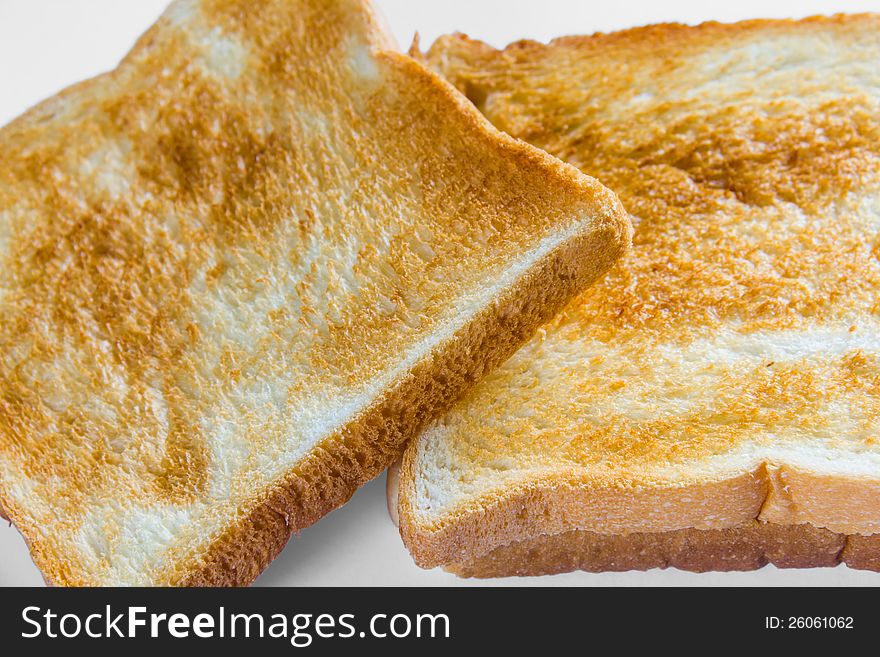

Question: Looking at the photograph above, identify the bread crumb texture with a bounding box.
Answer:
[0,0,627,585]
[403,16,880,566]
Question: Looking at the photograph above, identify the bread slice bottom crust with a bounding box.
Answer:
[447,521,880,578]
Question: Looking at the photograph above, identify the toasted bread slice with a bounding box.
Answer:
[0,0,629,586]
[396,16,880,575]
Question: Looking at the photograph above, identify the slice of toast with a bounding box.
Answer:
[0,0,629,586]
[395,16,880,575]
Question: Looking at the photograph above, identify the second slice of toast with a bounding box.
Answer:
[396,16,880,575]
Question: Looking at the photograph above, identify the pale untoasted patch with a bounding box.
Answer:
[296,110,331,139]
[162,0,200,26]
[145,384,171,439]
[685,33,854,101]
[0,210,11,296]
[2,474,37,517]
[78,140,135,199]
[165,0,248,80]
[346,37,382,85]
[197,29,248,79]
[76,502,199,585]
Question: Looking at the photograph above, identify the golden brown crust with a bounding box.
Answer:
[398,463,762,568]
[448,521,880,578]
[426,14,879,59]
[399,460,880,569]
[840,533,880,571]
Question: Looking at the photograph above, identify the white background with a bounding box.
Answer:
[1,0,879,586]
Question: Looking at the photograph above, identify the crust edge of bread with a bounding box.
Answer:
[414,12,880,65]
[396,461,880,571]
[446,521,880,578]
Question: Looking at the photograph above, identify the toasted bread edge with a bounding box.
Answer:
[396,463,880,571]
[447,521,880,577]
[416,13,880,67]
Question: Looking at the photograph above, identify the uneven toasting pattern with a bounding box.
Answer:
[0,0,629,585]
[400,17,880,570]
